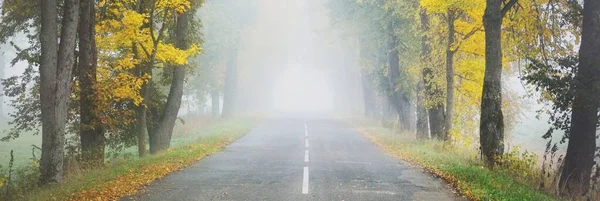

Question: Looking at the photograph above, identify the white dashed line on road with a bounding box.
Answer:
[304,123,308,137]
[302,167,309,194]
[304,150,309,162]
[303,123,309,195]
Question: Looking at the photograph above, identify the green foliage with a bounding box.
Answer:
[0,159,41,200]
[521,56,578,150]
[497,146,539,182]
[0,0,39,43]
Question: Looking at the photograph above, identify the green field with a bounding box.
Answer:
[0,119,42,168]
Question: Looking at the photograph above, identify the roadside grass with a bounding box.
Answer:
[3,117,258,201]
[351,118,558,201]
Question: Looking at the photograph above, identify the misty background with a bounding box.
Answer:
[0,0,573,162]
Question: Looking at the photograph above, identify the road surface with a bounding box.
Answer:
[121,117,461,201]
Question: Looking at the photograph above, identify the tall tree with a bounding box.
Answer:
[222,50,238,118]
[559,0,599,196]
[416,80,428,139]
[39,0,80,183]
[359,38,377,117]
[416,9,429,139]
[198,0,256,118]
[103,0,198,156]
[149,3,194,154]
[419,8,444,139]
[443,10,457,140]
[78,0,104,166]
[479,0,516,168]
[421,0,486,141]
[134,0,149,158]
[386,22,411,130]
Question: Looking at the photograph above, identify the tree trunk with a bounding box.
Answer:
[559,0,600,196]
[428,105,445,139]
[387,22,411,130]
[135,79,149,157]
[149,8,190,154]
[132,0,149,158]
[358,39,376,117]
[480,0,505,169]
[444,12,456,141]
[39,0,79,184]
[418,9,433,139]
[222,51,238,118]
[361,70,376,117]
[211,89,220,118]
[420,9,444,140]
[416,80,429,139]
[78,0,104,167]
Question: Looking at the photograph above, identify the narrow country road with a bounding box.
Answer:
[121,117,461,201]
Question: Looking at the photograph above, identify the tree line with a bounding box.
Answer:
[0,0,255,185]
[328,0,597,197]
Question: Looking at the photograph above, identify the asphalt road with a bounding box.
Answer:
[121,117,462,201]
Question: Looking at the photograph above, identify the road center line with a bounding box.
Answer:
[302,167,309,194]
[304,150,309,162]
[305,139,309,148]
[304,124,308,137]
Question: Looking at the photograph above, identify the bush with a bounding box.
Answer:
[0,161,40,200]
[0,166,6,190]
[497,146,539,182]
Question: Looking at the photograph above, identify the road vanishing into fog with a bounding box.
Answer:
[121,117,461,201]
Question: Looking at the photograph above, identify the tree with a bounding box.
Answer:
[418,9,439,139]
[386,21,412,130]
[358,38,378,118]
[221,50,238,118]
[479,0,516,168]
[195,0,257,118]
[39,0,80,183]
[421,0,486,140]
[327,0,388,121]
[94,0,197,156]
[78,0,104,166]
[149,0,199,154]
[559,0,599,196]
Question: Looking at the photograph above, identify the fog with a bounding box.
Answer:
[271,66,334,114]
[200,0,362,117]
[189,0,598,158]
[0,0,589,160]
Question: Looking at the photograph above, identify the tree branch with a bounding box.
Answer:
[149,0,157,45]
[501,0,518,18]
[138,42,152,58]
[453,25,483,51]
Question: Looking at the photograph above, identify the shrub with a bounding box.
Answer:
[497,146,539,182]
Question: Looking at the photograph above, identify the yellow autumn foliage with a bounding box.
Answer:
[416,0,567,145]
[91,0,200,130]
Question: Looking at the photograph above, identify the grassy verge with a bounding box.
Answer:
[351,118,557,201]
[18,117,258,201]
